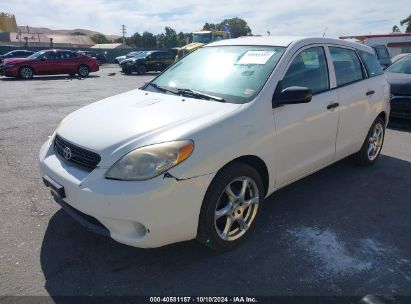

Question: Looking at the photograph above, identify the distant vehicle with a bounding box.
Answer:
[390,53,410,65]
[120,51,175,74]
[114,51,143,64]
[370,45,392,69]
[78,50,107,65]
[385,54,411,119]
[0,50,34,63]
[0,49,99,79]
[175,30,230,61]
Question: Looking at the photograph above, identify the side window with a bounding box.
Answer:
[373,46,389,59]
[358,51,383,77]
[282,46,329,94]
[329,47,364,87]
[44,52,56,60]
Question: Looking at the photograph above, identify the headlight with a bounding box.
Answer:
[4,63,15,68]
[126,60,134,65]
[105,140,194,181]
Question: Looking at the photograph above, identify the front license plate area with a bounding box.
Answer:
[43,175,66,199]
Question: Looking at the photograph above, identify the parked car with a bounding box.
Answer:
[39,37,389,250]
[120,50,175,74]
[78,50,107,65]
[114,51,143,64]
[370,45,392,69]
[0,49,99,79]
[0,50,34,63]
[390,53,410,65]
[385,54,411,119]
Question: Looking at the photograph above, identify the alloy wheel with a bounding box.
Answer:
[214,177,259,241]
[20,67,33,79]
[367,122,384,161]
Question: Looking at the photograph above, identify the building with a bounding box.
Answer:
[340,33,411,57]
[0,12,17,32]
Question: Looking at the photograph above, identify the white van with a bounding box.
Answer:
[39,37,390,250]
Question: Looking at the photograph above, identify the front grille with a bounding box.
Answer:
[54,134,101,171]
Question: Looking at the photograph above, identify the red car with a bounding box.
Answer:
[0,49,99,79]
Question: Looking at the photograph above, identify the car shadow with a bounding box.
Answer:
[388,117,411,133]
[40,155,411,297]
[0,75,100,81]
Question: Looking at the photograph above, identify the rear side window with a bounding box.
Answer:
[373,46,389,59]
[282,46,329,94]
[358,51,383,77]
[329,47,364,87]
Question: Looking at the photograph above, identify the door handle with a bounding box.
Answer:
[366,90,375,96]
[327,102,339,110]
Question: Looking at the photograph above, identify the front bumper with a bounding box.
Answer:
[39,138,214,248]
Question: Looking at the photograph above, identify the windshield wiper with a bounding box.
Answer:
[175,88,225,102]
[147,83,179,95]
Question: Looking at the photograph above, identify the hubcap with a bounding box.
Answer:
[367,123,384,161]
[214,177,259,241]
[79,66,88,76]
[21,67,32,78]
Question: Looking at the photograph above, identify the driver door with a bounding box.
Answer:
[273,46,340,187]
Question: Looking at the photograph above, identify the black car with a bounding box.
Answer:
[78,51,107,65]
[385,54,411,119]
[0,50,34,63]
[120,51,175,74]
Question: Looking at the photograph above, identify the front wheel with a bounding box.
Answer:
[19,66,33,79]
[78,65,89,77]
[136,65,147,75]
[354,117,385,166]
[197,162,264,250]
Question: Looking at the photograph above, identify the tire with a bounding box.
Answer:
[354,117,385,166]
[136,65,147,75]
[197,162,264,251]
[78,65,89,77]
[19,66,33,79]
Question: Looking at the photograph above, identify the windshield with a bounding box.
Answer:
[192,33,212,44]
[126,51,141,58]
[386,56,411,74]
[150,45,286,103]
[27,51,46,60]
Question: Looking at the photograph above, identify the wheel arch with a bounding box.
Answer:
[19,65,35,75]
[218,155,269,197]
[377,111,388,126]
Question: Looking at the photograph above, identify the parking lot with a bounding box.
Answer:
[0,64,410,296]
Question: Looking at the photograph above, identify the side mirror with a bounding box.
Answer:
[273,85,312,107]
[38,56,46,61]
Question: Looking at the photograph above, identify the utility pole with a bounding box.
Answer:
[121,25,127,44]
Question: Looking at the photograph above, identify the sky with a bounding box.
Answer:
[1,0,410,37]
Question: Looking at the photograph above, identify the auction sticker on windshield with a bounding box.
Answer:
[238,51,276,65]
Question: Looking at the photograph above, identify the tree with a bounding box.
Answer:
[221,17,252,38]
[392,25,401,33]
[163,26,178,48]
[91,33,109,44]
[202,18,252,38]
[142,31,157,48]
[129,32,143,47]
[400,14,411,33]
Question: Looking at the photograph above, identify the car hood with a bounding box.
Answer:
[56,89,242,162]
[3,57,31,64]
[385,72,411,95]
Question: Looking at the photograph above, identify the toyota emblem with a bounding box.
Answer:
[63,147,72,160]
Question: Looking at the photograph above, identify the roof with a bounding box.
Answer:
[91,43,130,49]
[208,36,373,53]
[340,33,411,41]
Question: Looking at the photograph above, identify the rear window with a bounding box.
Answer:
[358,51,383,77]
[329,47,364,87]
